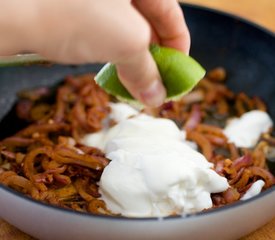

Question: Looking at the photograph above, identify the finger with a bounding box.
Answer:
[133,0,190,54]
[97,3,166,107]
[116,49,166,107]
[114,5,166,107]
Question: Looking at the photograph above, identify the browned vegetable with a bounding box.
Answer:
[0,68,274,215]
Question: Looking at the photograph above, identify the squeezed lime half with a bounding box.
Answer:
[95,45,206,104]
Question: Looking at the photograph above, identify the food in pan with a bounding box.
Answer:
[0,68,274,217]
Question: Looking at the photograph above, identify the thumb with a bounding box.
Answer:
[114,6,166,107]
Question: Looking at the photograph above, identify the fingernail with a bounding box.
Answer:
[140,80,166,107]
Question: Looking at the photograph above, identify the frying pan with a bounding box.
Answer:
[0,4,274,240]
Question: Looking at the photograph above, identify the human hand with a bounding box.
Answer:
[1,0,190,107]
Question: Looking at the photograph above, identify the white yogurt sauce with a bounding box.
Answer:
[240,180,265,200]
[82,103,229,217]
[109,102,139,122]
[223,110,273,148]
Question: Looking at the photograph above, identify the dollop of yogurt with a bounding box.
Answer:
[223,110,273,148]
[82,103,229,217]
[241,180,265,200]
[109,102,139,122]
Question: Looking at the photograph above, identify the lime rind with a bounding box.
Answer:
[95,45,206,105]
[95,64,143,109]
[150,45,205,100]
[95,63,133,99]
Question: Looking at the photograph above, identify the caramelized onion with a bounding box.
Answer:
[187,131,213,160]
[0,71,273,216]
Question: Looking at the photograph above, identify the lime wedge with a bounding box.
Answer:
[95,44,205,104]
